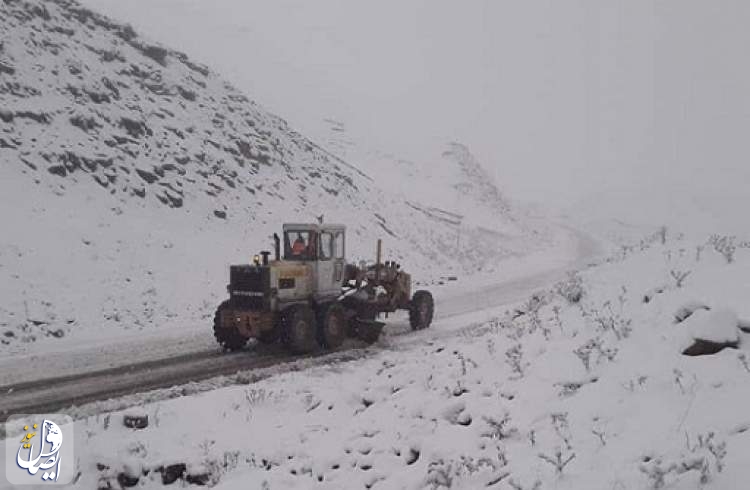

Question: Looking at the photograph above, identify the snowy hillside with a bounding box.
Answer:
[29,228,749,489]
[0,0,547,354]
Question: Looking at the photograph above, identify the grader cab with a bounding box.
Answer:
[213,223,434,353]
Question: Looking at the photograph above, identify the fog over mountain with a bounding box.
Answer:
[81,0,750,230]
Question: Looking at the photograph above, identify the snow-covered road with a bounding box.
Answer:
[0,225,600,422]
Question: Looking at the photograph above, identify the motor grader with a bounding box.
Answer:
[213,223,434,353]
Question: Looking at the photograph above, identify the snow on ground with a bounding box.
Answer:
[13,228,746,489]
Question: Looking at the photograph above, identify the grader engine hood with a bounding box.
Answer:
[271,261,313,301]
[229,265,270,310]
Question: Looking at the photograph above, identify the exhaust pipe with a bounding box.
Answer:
[375,238,382,285]
[261,251,270,266]
[273,233,281,261]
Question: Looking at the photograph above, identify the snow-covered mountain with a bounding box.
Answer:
[0,0,548,353]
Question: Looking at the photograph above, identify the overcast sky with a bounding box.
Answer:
[83,0,750,223]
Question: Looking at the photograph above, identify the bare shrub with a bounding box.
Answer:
[481,412,518,440]
[622,375,648,392]
[574,338,618,371]
[708,235,736,263]
[425,460,452,488]
[640,432,727,488]
[538,447,576,475]
[590,299,632,340]
[513,294,546,330]
[640,458,673,489]
[505,344,527,378]
[685,432,727,477]
[508,478,542,490]
[670,270,691,288]
[245,388,268,405]
[673,369,686,394]
[592,429,606,446]
[551,305,564,335]
[555,376,598,397]
[551,413,573,450]
[658,226,668,245]
[425,456,503,489]
[738,353,750,373]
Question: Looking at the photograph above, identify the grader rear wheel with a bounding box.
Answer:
[409,290,434,330]
[256,324,279,344]
[317,303,347,349]
[213,301,248,351]
[281,304,318,354]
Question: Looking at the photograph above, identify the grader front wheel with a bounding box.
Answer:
[213,301,249,351]
[409,290,434,330]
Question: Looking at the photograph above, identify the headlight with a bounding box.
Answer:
[253,255,260,265]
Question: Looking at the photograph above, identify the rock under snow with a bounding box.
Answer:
[674,300,710,324]
[681,308,740,356]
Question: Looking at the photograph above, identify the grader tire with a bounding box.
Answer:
[213,301,248,351]
[281,304,318,354]
[317,303,347,349]
[256,324,279,344]
[409,290,434,330]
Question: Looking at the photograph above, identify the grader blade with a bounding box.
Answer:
[353,319,386,344]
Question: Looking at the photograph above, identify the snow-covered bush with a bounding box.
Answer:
[555,272,584,304]
[640,432,727,488]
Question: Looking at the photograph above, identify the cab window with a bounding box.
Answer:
[284,230,316,261]
[334,231,345,259]
[319,232,333,260]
